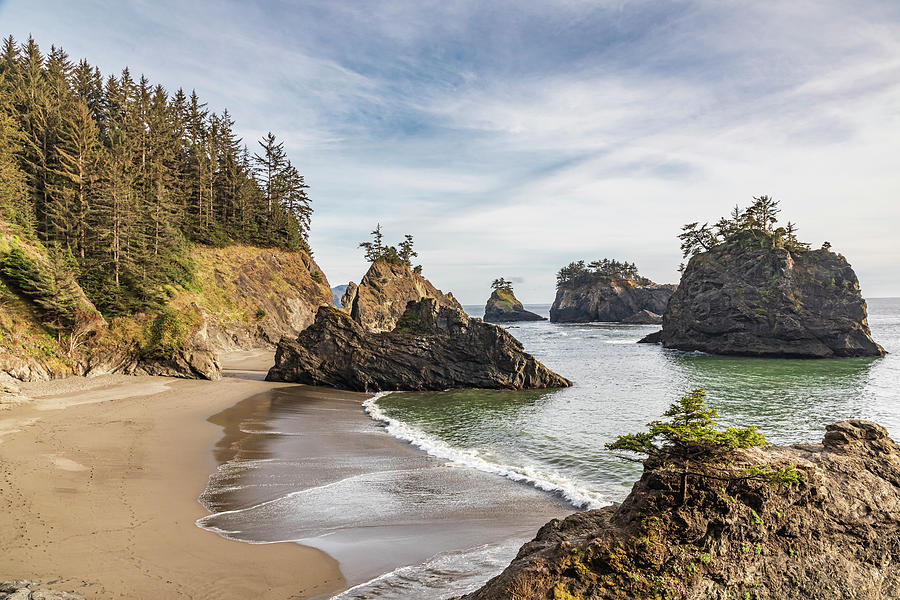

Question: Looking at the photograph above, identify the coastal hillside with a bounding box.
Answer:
[643,197,884,357]
[1,223,331,388]
[551,259,675,324]
[0,36,331,385]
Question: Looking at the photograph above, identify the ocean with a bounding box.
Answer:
[199,298,900,598]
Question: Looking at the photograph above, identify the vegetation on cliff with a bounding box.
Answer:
[484,278,545,323]
[0,35,313,316]
[557,259,651,289]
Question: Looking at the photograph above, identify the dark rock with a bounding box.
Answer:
[341,260,462,332]
[621,309,662,324]
[550,279,675,323]
[484,288,546,323]
[656,230,884,357]
[266,299,571,391]
[637,330,663,344]
[464,420,900,600]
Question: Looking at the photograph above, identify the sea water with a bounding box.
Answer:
[201,299,900,599]
[337,298,900,597]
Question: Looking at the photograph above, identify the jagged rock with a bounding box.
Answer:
[0,581,85,600]
[550,279,675,323]
[464,420,900,600]
[621,309,662,324]
[267,299,571,391]
[484,288,546,323]
[341,260,462,332]
[340,281,358,311]
[642,231,884,357]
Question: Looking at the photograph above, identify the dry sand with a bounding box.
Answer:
[0,351,345,599]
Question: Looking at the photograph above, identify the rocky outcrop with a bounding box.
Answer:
[622,309,663,324]
[341,260,462,332]
[484,288,546,323]
[640,231,884,357]
[0,581,84,599]
[464,419,900,600]
[267,299,571,391]
[550,280,675,323]
[184,245,333,351]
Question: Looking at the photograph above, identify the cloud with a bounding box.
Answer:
[3,0,899,302]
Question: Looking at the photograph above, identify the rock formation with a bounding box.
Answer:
[639,231,884,357]
[464,419,900,600]
[551,280,674,324]
[341,259,462,332]
[267,299,571,391]
[484,287,546,322]
[0,581,85,599]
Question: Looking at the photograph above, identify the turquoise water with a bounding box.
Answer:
[371,298,900,509]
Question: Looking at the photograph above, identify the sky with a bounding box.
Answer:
[2,0,899,303]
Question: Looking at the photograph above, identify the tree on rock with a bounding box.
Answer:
[491,277,513,291]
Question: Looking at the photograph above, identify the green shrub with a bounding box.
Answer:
[141,308,201,359]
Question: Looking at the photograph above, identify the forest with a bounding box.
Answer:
[0,35,312,315]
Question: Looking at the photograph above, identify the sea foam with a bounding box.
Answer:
[363,393,609,510]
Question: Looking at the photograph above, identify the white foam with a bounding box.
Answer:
[362,393,609,510]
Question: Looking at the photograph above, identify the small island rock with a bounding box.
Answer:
[642,230,884,357]
[484,287,546,323]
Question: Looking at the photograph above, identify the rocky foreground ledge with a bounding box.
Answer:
[462,420,900,600]
[267,299,571,391]
[0,581,84,599]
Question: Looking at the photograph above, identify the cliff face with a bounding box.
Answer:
[341,259,462,332]
[550,280,675,324]
[465,420,900,600]
[644,231,884,357]
[484,288,546,323]
[267,299,571,391]
[1,229,331,386]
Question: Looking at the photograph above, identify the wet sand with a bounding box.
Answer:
[0,351,344,599]
[198,385,574,591]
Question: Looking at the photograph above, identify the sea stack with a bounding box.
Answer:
[267,299,571,391]
[484,280,545,322]
[550,259,675,324]
[341,258,462,332]
[641,230,884,357]
[464,419,900,600]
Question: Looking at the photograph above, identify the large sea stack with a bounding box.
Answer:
[464,419,900,600]
[267,299,571,391]
[340,259,462,332]
[550,259,675,324]
[641,230,884,357]
[484,287,546,323]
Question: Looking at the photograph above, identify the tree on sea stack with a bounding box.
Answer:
[607,389,801,503]
[358,225,422,272]
[491,277,513,291]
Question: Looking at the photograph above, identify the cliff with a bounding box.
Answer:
[484,288,546,323]
[1,225,332,387]
[641,231,884,357]
[551,280,675,324]
[341,259,462,332]
[464,419,900,600]
[266,299,571,391]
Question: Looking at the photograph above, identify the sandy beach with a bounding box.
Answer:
[0,351,345,599]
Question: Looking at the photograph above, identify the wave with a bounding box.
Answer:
[363,393,608,510]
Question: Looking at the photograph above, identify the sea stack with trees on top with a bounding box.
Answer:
[550,258,675,324]
[340,224,461,332]
[640,196,885,357]
[483,278,546,322]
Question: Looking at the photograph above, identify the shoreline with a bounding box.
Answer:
[0,351,345,599]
